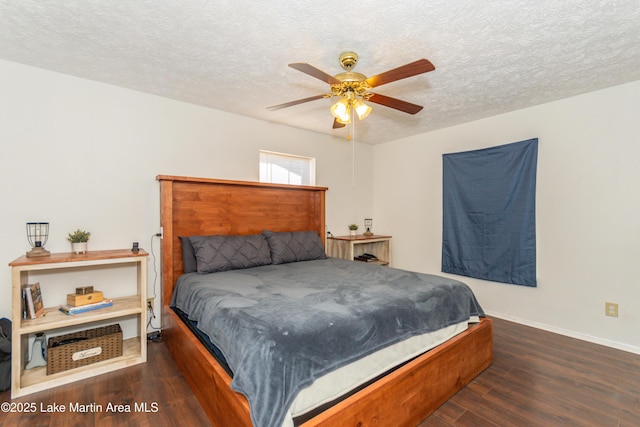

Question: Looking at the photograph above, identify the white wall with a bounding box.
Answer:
[0,59,374,327]
[373,80,640,353]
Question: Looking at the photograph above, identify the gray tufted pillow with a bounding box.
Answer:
[262,230,327,264]
[189,234,272,274]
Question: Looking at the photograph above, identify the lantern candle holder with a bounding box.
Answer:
[26,222,50,257]
[363,218,373,236]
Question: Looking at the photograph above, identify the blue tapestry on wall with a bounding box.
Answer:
[442,138,538,287]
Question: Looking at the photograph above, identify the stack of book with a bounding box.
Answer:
[59,286,112,315]
[354,253,379,262]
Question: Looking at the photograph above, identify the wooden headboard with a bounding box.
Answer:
[157,175,328,308]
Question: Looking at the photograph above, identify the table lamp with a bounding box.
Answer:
[363,218,373,236]
[26,222,50,257]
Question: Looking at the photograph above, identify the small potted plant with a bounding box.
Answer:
[348,224,359,237]
[67,229,91,254]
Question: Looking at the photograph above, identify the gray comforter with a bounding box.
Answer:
[171,257,484,427]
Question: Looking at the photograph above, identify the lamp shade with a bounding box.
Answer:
[352,98,372,120]
[330,98,351,124]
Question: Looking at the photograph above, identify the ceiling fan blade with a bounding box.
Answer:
[365,59,435,88]
[367,93,423,114]
[332,118,346,129]
[289,63,342,85]
[267,94,329,111]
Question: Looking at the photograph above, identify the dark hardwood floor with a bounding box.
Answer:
[1,318,638,426]
[422,318,639,427]
[0,336,211,427]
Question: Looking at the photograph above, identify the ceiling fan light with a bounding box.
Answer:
[352,98,372,120]
[331,98,351,123]
[336,114,351,125]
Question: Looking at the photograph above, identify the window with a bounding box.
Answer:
[259,150,316,186]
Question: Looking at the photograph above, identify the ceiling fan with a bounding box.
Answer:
[267,52,435,129]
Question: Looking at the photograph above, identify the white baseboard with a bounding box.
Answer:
[486,310,640,356]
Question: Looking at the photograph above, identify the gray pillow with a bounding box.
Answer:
[189,234,272,274]
[179,236,198,273]
[262,230,327,264]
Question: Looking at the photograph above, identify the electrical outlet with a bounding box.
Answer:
[605,302,618,317]
[147,298,154,311]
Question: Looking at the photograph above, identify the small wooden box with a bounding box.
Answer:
[67,291,103,307]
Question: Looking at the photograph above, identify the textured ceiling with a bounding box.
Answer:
[1,0,639,144]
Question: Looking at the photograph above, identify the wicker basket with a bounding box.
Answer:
[46,324,123,375]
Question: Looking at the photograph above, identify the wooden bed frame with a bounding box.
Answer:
[157,175,493,427]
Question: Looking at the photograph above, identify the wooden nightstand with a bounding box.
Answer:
[327,235,392,266]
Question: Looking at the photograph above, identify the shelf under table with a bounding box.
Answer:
[16,338,143,397]
[18,295,143,334]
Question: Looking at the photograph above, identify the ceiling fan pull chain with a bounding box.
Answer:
[351,120,356,187]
